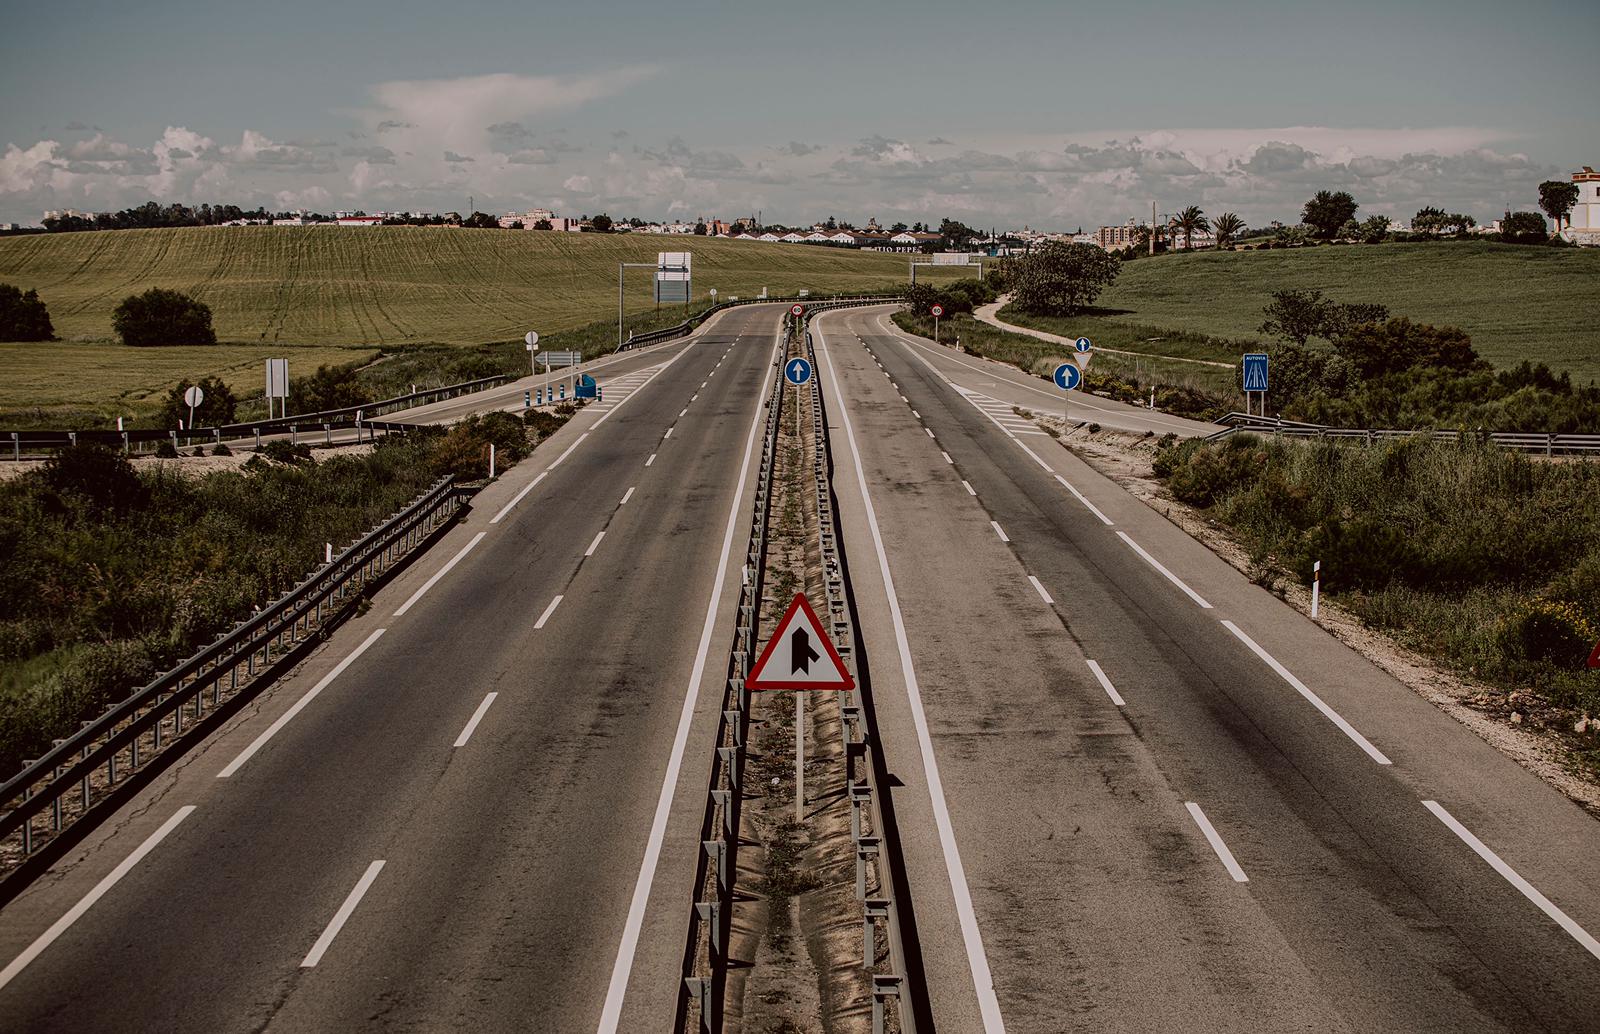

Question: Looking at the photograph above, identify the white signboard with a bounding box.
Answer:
[655,251,692,303]
[265,358,289,398]
[931,253,973,265]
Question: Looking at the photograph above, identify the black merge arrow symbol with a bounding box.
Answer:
[791,628,820,674]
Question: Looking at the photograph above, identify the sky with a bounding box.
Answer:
[2,0,1594,229]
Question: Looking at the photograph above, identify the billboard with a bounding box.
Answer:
[655,251,692,303]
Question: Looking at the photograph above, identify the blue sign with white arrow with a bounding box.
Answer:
[1075,336,1092,353]
[784,358,813,386]
[1053,363,1082,391]
[1242,353,1269,392]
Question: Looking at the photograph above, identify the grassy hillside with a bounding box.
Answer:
[0,226,910,346]
[1093,243,1600,381]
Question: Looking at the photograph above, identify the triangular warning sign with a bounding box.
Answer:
[747,593,855,691]
[1589,639,1600,670]
[1070,351,1093,373]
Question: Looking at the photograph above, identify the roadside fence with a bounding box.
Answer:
[1205,412,1600,455]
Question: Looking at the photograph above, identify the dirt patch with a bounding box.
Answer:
[0,442,376,482]
[1036,417,1600,816]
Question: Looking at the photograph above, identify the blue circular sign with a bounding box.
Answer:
[1074,336,1092,353]
[783,357,813,386]
[1053,363,1082,391]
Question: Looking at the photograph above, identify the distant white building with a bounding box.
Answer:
[334,215,383,226]
[1563,166,1600,245]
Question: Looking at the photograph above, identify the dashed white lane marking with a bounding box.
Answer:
[991,520,1009,543]
[491,433,591,524]
[925,428,935,438]
[1054,474,1113,526]
[394,532,487,616]
[942,451,953,464]
[0,806,197,991]
[1187,803,1248,882]
[454,692,498,747]
[534,595,564,629]
[1221,620,1391,765]
[912,410,921,418]
[1086,660,1125,706]
[1028,575,1053,604]
[585,531,606,557]
[1116,532,1212,609]
[301,860,385,967]
[679,408,688,418]
[645,453,656,467]
[962,480,976,496]
[218,628,387,778]
[1422,800,1600,961]
[814,314,1008,1033]
[620,486,635,505]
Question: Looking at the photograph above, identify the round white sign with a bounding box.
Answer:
[184,385,204,408]
[524,330,540,348]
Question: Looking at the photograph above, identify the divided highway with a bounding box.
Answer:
[0,305,787,1031]
[813,306,1600,1033]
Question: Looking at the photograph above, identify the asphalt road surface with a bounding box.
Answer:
[0,304,788,1032]
[813,305,1600,1033]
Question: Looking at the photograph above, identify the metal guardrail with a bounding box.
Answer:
[0,476,475,900]
[5,375,510,460]
[617,295,901,353]
[1206,412,1600,455]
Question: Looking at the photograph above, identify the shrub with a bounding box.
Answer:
[259,440,314,465]
[212,442,232,456]
[1496,601,1596,669]
[154,439,179,458]
[293,364,369,414]
[160,376,237,429]
[35,443,147,518]
[430,411,529,480]
[0,283,53,341]
[112,288,216,346]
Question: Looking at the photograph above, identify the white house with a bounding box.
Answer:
[780,232,807,243]
[757,232,782,242]
[1562,166,1600,245]
[804,231,832,243]
[334,215,383,227]
[828,231,857,245]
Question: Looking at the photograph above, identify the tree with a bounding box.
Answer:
[532,218,553,230]
[293,364,369,414]
[589,213,614,233]
[1338,318,1485,378]
[1500,210,1549,245]
[160,375,236,428]
[0,283,54,340]
[1259,289,1388,345]
[1336,218,1362,240]
[1174,206,1209,250]
[1212,212,1246,249]
[1008,242,1121,317]
[938,218,977,249]
[1357,215,1390,244]
[1412,206,1447,234]
[463,211,498,229]
[112,288,216,347]
[1301,190,1359,238]
[890,222,908,233]
[693,221,707,235]
[1537,180,1579,232]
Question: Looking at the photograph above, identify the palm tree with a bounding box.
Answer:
[1212,212,1246,250]
[1175,206,1209,250]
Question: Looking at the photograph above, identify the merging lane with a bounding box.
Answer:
[815,306,1600,1033]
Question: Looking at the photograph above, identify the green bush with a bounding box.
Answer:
[0,283,53,341]
[430,411,529,480]
[112,288,216,347]
[1496,601,1595,669]
[161,376,237,429]
[260,440,313,465]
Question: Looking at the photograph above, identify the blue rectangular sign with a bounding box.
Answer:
[1242,353,1269,392]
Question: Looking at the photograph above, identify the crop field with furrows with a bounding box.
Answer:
[0,226,911,346]
[1077,242,1600,380]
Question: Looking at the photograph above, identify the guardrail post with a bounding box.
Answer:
[11,432,17,462]
[863,898,890,968]
[856,836,880,899]
[695,900,723,960]
[871,974,903,1034]
[703,839,728,896]
[683,978,713,1034]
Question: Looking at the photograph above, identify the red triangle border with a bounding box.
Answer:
[746,592,856,691]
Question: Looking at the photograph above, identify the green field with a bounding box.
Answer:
[1087,242,1600,381]
[0,226,910,346]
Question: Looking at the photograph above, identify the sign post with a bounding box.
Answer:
[1243,353,1269,417]
[747,591,854,823]
[183,385,204,444]
[265,358,289,420]
[1053,360,1082,424]
[930,303,944,345]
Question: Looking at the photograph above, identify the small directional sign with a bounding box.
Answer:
[783,357,813,386]
[1053,362,1082,391]
[1074,336,1092,353]
[747,593,855,690]
[1243,353,1269,392]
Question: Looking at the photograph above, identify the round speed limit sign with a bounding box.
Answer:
[791,304,804,316]
[930,304,944,317]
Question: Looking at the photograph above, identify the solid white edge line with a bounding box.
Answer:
[453,692,498,747]
[533,595,564,629]
[0,805,196,992]
[1186,802,1249,882]
[218,628,387,778]
[301,859,385,967]
[1027,575,1053,605]
[620,486,636,506]
[393,531,487,616]
[1220,620,1391,765]
[597,326,783,1032]
[1054,474,1113,526]
[991,520,1009,543]
[962,480,976,496]
[1115,531,1213,609]
[1422,800,1600,961]
[491,471,549,524]
[814,314,1008,1033]
[1086,659,1126,706]
[585,531,606,557]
